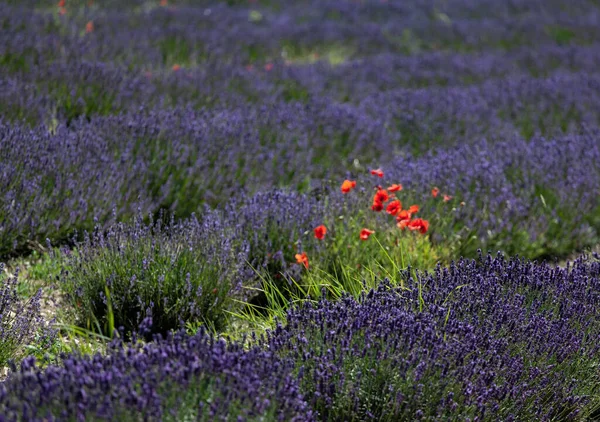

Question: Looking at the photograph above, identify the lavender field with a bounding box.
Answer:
[1,0,600,420]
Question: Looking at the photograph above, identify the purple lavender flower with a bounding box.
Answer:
[0,328,313,421]
[0,264,56,367]
[266,254,600,420]
[60,212,250,338]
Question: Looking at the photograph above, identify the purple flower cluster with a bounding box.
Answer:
[0,329,313,421]
[60,212,250,338]
[266,254,600,420]
[226,190,325,267]
[385,131,600,257]
[0,264,55,366]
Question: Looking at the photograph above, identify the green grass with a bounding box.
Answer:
[280,42,355,66]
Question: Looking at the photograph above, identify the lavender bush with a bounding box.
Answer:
[0,328,313,421]
[0,264,56,367]
[266,253,600,420]
[225,190,326,288]
[385,132,600,259]
[59,212,249,338]
[4,254,600,420]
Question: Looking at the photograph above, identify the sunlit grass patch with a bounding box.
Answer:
[281,42,355,66]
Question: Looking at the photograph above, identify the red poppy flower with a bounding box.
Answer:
[314,225,327,240]
[295,252,309,269]
[57,0,65,6]
[360,228,375,240]
[396,209,411,221]
[172,64,181,71]
[443,194,453,202]
[396,210,411,229]
[212,288,218,294]
[374,189,389,203]
[408,205,419,214]
[59,6,66,14]
[370,168,384,178]
[432,187,440,198]
[388,184,402,192]
[397,219,410,230]
[341,179,356,193]
[160,0,168,5]
[85,21,94,33]
[407,218,429,234]
[265,63,274,72]
[386,200,402,216]
[371,201,384,212]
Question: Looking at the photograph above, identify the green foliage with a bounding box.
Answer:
[245,44,267,63]
[23,324,107,370]
[48,81,119,125]
[24,249,64,284]
[280,41,354,66]
[59,215,246,339]
[546,25,577,45]
[133,136,208,214]
[306,225,440,295]
[279,79,311,103]
[8,249,64,300]
[243,198,443,319]
[0,51,30,73]
[0,269,55,367]
[157,35,202,67]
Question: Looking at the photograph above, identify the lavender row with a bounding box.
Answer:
[2,254,599,420]
[267,254,600,420]
[357,71,600,148]
[1,107,599,258]
[3,66,600,147]
[3,1,600,76]
[0,99,390,256]
[0,329,312,421]
[240,0,600,23]
[21,0,600,21]
[384,130,600,258]
[291,44,600,97]
[7,46,600,127]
